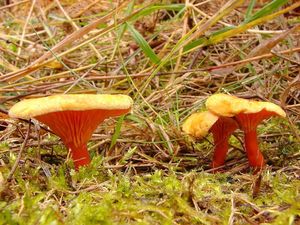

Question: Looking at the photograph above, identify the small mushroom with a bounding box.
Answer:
[206,93,286,168]
[182,111,239,170]
[9,94,133,169]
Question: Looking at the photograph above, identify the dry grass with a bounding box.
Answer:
[0,0,299,224]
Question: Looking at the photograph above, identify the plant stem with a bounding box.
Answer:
[7,123,31,181]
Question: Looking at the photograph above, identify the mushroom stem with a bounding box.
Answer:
[244,129,265,168]
[69,144,91,169]
[235,112,267,168]
[211,135,230,169]
[210,117,239,170]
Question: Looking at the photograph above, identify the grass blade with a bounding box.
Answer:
[245,0,256,20]
[111,0,136,59]
[244,0,288,23]
[127,23,161,64]
[183,1,300,54]
[109,115,125,150]
[128,4,185,22]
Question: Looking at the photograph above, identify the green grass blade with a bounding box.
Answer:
[245,0,256,19]
[127,23,161,64]
[209,4,297,44]
[184,2,299,54]
[109,115,125,150]
[119,146,137,164]
[244,0,288,23]
[111,0,135,59]
[183,37,208,53]
[129,4,185,22]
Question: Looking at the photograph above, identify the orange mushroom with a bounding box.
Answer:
[182,111,239,170]
[9,94,133,169]
[206,93,286,169]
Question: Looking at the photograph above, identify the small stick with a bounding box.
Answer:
[252,171,263,198]
[0,0,29,10]
[7,123,31,181]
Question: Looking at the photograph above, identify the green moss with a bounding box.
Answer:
[1,164,300,224]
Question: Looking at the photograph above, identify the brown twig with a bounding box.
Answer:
[7,122,31,181]
[0,0,29,10]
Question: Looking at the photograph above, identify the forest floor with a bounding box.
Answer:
[0,0,299,224]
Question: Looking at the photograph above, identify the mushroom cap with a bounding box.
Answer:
[182,111,219,138]
[9,94,133,119]
[206,93,286,118]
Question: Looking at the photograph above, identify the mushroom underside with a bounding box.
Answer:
[35,108,130,168]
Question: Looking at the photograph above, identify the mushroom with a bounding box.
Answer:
[9,94,133,169]
[206,93,286,168]
[182,111,239,170]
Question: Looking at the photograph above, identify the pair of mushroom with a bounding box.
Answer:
[9,93,286,171]
[183,94,286,170]
[9,94,133,169]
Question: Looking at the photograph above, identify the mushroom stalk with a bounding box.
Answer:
[68,144,91,169]
[210,117,239,170]
[211,133,230,169]
[235,112,268,168]
[244,130,265,168]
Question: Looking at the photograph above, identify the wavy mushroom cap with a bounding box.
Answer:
[206,93,286,118]
[182,111,219,138]
[9,94,133,119]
